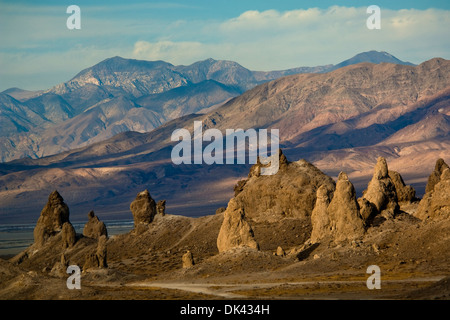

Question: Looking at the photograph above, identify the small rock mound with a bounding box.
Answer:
[83,211,108,239]
[33,190,72,247]
[217,198,259,253]
[415,159,450,220]
[50,253,69,277]
[275,246,285,257]
[182,250,195,268]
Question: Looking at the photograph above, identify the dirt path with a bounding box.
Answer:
[128,276,445,299]
[129,282,245,299]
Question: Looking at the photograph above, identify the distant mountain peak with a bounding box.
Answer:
[332,50,415,70]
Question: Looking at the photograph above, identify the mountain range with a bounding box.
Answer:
[2,51,449,225]
[0,50,413,163]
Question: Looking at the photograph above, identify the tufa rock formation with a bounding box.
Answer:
[357,198,377,222]
[130,189,157,231]
[310,185,333,243]
[217,198,259,253]
[229,149,335,223]
[83,253,99,271]
[361,157,399,217]
[83,210,108,239]
[33,191,72,247]
[310,172,366,243]
[61,222,76,249]
[326,172,365,243]
[388,170,416,203]
[96,235,108,269]
[83,235,108,270]
[247,149,289,178]
[425,158,449,194]
[156,200,166,216]
[182,250,195,268]
[219,149,335,251]
[415,159,450,220]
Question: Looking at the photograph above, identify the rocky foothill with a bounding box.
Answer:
[1,152,449,300]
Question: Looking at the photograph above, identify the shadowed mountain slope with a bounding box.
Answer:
[0,51,414,163]
[0,58,448,224]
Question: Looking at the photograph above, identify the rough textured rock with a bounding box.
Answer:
[357,198,377,222]
[310,172,364,243]
[50,253,69,277]
[416,160,450,220]
[182,250,195,268]
[83,211,108,239]
[425,158,449,194]
[83,235,108,270]
[130,190,157,228]
[156,200,166,217]
[276,246,285,257]
[61,222,76,249]
[96,235,108,269]
[310,185,333,243]
[247,149,289,178]
[33,190,70,247]
[83,253,99,271]
[327,172,365,243]
[233,179,247,197]
[230,149,335,223]
[361,157,399,216]
[389,170,416,203]
[156,200,166,216]
[217,198,259,253]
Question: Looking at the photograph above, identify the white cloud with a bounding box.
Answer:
[1,5,449,91]
[131,7,450,70]
[133,40,206,64]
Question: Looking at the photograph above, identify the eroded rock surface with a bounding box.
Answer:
[83,211,108,239]
[416,159,450,220]
[33,191,71,247]
[362,157,399,216]
[327,172,365,243]
[130,190,157,229]
[217,198,259,253]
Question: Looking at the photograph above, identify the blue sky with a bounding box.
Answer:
[1,1,449,91]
